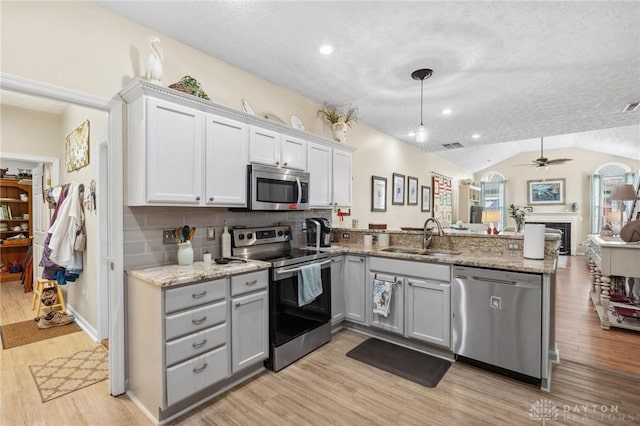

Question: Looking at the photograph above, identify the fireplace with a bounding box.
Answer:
[528,222,571,255]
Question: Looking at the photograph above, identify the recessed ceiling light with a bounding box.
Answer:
[472,134,481,139]
[319,44,333,55]
[441,108,453,115]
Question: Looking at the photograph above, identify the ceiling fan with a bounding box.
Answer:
[516,137,573,168]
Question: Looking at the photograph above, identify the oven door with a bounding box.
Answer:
[249,164,310,211]
[270,259,331,348]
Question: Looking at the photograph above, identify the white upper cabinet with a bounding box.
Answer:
[249,126,281,167]
[249,127,307,170]
[308,142,352,208]
[307,142,333,207]
[144,98,204,204]
[281,135,307,170]
[332,149,352,207]
[121,79,352,207]
[205,115,248,207]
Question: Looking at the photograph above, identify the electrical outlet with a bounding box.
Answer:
[505,241,522,250]
[342,232,350,239]
[163,229,177,244]
[207,227,216,240]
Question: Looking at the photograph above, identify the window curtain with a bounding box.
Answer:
[590,173,602,234]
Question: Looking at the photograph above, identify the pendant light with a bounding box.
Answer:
[411,68,433,143]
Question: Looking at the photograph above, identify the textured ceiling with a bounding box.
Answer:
[95,2,638,170]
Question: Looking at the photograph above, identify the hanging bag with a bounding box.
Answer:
[74,222,86,251]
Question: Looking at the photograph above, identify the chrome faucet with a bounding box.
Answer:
[423,218,444,249]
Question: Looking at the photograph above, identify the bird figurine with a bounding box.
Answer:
[146,36,163,84]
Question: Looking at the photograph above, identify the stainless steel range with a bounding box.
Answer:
[231,225,332,371]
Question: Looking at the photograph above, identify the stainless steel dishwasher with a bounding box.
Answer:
[452,265,542,380]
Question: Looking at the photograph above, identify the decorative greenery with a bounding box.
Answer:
[317,102,358,127]
[509,204,528,232]
[179,75,210,100]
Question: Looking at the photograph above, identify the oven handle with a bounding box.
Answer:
[295,177,302,206]
[275,259,331,275]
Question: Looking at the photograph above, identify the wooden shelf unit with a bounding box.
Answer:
[458,184,481,223]
[0,178,32,282]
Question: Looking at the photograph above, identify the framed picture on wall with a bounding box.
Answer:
[392,173,405,205]
[527,178,566,205]
[421,186,431,212]
[407,176,418,205]
[371,175,387,212]
[65,119,90,172]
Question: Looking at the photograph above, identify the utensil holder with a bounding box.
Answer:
[177,241,194,266]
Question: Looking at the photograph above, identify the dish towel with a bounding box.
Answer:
[373,279,394,317]
[298,263,323,306]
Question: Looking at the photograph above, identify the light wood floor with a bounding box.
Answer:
[1,258,639,425]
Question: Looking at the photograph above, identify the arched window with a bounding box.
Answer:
[480,172,506,230]
[590,163,635,233]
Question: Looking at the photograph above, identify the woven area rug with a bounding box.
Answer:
[0,319,81,349]
[29,346,108,402]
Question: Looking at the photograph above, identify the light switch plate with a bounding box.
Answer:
[207,227,216,240]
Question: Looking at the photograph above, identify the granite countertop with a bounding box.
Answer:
[320,244,557,274]
[127,259,271,287]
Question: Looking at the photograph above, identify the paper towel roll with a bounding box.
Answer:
[378,233,389,247]
[523,224,545,259]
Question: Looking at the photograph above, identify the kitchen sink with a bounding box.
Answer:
[380,247,461,257]
[381,247,425,255]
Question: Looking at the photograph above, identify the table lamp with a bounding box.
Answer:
[608,184,640,228]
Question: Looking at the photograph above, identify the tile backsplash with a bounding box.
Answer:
[123,206,332,270]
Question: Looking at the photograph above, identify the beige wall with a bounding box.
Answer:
[0,105,62,158]
[58,105,108,327]
[474,147,640,251]
[337,124,472,229]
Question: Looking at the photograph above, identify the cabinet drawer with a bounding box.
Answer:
[165,300,227,341]
[165,323,227,367]
[165,345,229,406]
[165,279,227,314]
[231,271,267,297]
[370,257,450,282]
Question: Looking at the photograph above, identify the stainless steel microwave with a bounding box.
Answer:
[247,164,310,211]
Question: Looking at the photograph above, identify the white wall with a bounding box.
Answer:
[1,105,62,159]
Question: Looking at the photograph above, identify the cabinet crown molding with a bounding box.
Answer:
[120,78,354,152]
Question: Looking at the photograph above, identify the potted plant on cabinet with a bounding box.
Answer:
[317,102,358,143]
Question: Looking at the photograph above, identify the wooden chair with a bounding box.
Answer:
[32,278,67,318]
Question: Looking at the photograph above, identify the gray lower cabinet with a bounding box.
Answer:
[231,271,268,372]
[344,255,367,323]
[330,256,345,325]
[126,269,268,423]
[405,278,451,348]
[368,256,451,349]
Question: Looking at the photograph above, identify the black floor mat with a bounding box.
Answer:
[346,338,451,388]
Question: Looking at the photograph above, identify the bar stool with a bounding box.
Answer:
[32,278,67,318]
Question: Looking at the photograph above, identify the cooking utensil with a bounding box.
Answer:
[182,225,190,242]
[188,227,196,240]
[174,228,182,242]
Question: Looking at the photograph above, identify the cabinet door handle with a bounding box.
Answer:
[192,291,207,299]
[360,258,364,262]
[192,339,208,349]
[408,281,413,286]
[209,197,214,202]
[192,363,208,374]
[235,299,256,308]
[275,161,280,165]
[192,316,207,325]
[196,196,201,201]
[245,280,258,286]
[284,162,288,166]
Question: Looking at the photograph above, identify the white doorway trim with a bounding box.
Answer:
[1,73,125,396]
[0,153,60,186]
